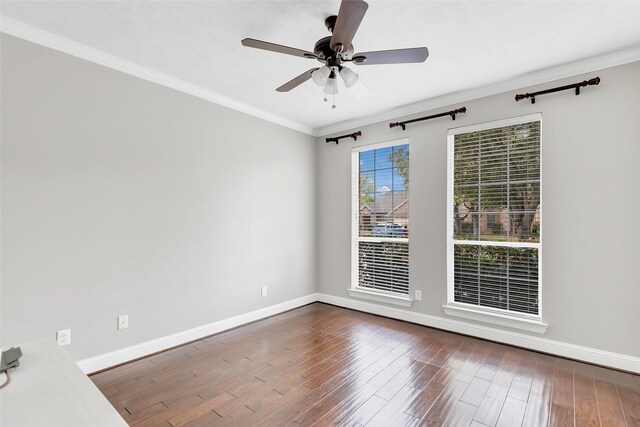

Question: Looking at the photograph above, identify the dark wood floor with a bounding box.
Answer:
[91,303,640,427]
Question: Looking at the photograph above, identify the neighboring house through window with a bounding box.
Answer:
[446,114,544,330]
[351,139,410,304]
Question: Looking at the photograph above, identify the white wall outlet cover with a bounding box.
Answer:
[261,286,268,297]
[414,290,422,301]
[118,315,129,330]
[56,329,71,346]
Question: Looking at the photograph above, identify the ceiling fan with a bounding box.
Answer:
[241,0,429,107]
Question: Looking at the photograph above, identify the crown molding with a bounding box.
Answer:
[0,15,315,136]
[315,46,640,137]
[3,15,639,139]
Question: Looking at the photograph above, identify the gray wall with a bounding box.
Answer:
[2,33,638,364]
[317,62,640,358]
[1,35,317,360]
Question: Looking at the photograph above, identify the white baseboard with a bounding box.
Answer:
[316,293,640,374]
[77,293,319,374]
[77,292,639,374]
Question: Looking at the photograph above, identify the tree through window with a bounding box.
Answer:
[448,116,541,316]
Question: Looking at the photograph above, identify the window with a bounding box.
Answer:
[351,139,410,304]
[446,115,543,326]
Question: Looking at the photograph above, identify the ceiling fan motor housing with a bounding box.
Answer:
[314,36,354,64]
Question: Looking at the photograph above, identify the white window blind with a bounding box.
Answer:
[448,116,541,317]
[352,140,409,295]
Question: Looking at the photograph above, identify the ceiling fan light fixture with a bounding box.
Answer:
[339,66,359,88]
[312,65,331,86]
[242,0,430,105]
[325,75,339,95]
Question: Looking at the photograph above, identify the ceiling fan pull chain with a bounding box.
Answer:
[332,92,336,109]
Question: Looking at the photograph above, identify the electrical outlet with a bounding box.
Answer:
[414,290,422,301]
[56,329,71,346]
[118,315,129,330]
[261,286,268,297]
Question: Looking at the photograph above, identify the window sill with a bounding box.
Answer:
[348,288,413,308]
[442,304,548,334]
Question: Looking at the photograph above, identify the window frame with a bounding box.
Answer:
[350,138,413,307]
[445,114,547,332]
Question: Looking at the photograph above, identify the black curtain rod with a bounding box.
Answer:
[515,77,600,104]
[389,107,467,130]
[325,131,362,144]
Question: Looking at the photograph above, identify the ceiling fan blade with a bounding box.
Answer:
[330,0,369,52]
[353,47,429,65]
[241,38,317,59]
[276,68,319,92]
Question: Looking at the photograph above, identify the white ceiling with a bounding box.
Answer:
[1,1,639,135]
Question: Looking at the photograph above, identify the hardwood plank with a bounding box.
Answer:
[454,344,492,383]
[548,366,574,427]
[460,377,491,407]
[131,395,205,426]
[485,351,522,402]
[303,341,395,390]
[595,380,627,427]
[180,410,224,427]
[495,396,527,427]
[403,366,459,419]
[294,376,377,424]
[336,394,387,427]
[375,359,427,400]
[390,411,421,427]
[443,401,478,427]
[522,356,554,427]
[91,358,156,387]
[409,363,441,390]
[618,385,640,427]
[166,392,235,426]
[508,355,537,401]
[368,365,402,388]
[89,303,639,427]
[386,340,474,414]
[473,395,504,426]
[475,348,506,382]
[257,344,396,426]
[419,379,470,425]
[251,384,314,427]
[367,385,423,426]
[122,401,167,425]
[312,382,379,425]
[574,373,600,427]
[149,345,198,365]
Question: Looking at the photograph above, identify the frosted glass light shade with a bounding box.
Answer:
[325,76,339,94]
[312,66,331,86]
[340,67,359,88]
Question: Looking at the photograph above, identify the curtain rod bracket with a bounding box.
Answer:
[389,123,406,130]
